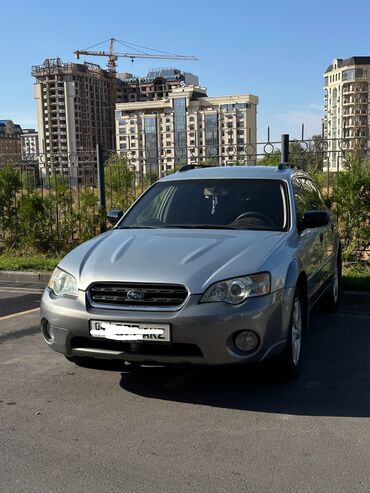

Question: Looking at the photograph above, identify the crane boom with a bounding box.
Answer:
[75,50,197,60]
[73,38,198,71]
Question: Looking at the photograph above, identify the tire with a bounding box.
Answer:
[274,287,305,380]
[322,256,342,312]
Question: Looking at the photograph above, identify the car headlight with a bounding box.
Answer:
[200,273,270,304]
[47,267,78,298]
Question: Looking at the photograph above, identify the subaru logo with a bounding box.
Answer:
[126,289,145,300]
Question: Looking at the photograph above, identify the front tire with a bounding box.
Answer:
[274,287,305,380]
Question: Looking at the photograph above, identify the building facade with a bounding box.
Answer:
[32,58,117,162]
[115,85,258,176]
[117,68,199,103]
[324,57,370,169]
[21,129,39,160]
[0,120,22,161]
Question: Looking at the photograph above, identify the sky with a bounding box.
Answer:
[1,0,370,142]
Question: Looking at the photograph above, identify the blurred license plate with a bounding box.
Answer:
[90,321,171,342]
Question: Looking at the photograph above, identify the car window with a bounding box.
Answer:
[293,177,326,222]
[119,179,289,231]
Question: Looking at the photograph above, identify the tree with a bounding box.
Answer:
[330,153,370,261]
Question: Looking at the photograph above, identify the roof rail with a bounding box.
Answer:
[178,164,214,172]
[278,162,301,171]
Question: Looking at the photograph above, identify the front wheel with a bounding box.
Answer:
[274,287,305,380]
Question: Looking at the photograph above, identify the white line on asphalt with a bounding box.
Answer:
[0,308,40,321]
[0,287,44,294]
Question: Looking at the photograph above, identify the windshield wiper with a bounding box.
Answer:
[162,224,237,230]
[119,225,158,229]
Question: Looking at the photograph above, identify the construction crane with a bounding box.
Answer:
[74,37,198,72]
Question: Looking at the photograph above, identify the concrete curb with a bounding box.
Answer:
[0,270,51,284]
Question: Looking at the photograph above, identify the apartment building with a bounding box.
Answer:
[0,119,22,161]
[115,85,258,175]
[324,57,370,169]
[117,67,199,102]
[32,58,117,162]
[21,129,39,160]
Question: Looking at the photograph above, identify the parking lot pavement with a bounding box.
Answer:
[0,282,43,318]
[0,289,369,493]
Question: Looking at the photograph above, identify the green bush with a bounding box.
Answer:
[330,154,370,261]
[0,166,21,249]
[105,155,137,211]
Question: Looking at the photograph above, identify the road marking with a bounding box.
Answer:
[0,287,44,294]
[0,308,40,321]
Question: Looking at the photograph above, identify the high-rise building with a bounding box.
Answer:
[115,85,258,175]
[21,129,39,160]
[32,61,200,167]
[0,120,22,161]
[324,57,370,169]
[32,58,117,161]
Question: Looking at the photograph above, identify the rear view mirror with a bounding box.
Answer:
[107,209,124,226]
[301,210,329,230]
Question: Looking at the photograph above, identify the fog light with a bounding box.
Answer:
[42,321,54,343]
[234,330,259,352]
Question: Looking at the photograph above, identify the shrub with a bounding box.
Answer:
[331,154,370,261]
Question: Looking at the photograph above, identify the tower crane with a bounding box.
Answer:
[74,38,198,72]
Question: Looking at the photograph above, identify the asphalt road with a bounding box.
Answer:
[0,286,369,493]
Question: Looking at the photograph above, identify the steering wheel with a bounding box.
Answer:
[232,211,275,227]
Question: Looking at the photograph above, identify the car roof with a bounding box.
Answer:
[159,165,307,182]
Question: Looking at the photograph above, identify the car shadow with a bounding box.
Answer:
[118,310,370,418]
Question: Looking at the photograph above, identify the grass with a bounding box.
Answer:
[342,264,370,291]
[0,252,60,272]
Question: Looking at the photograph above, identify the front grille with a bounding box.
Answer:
[89,283,188,308]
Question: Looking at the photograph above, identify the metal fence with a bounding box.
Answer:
[0,133,368,251]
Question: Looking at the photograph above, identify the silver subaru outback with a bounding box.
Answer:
[40,165,341,378]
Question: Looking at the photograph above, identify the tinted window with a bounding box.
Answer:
[293,177,326,222]
[119,179,289,231]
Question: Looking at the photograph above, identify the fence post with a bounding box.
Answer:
[96,144,106,233]
[281,134,289,163]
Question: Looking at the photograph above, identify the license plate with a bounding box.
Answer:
[90,320,171,342]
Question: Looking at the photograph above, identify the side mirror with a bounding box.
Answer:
[301,210,330,230]
[107,209,124,226]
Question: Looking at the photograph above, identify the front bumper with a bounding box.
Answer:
[40,287,294,366]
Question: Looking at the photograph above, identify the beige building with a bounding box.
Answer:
[0,119,22,161]
[32,58,117,163]
[324,57,370,169]
[115,85,258,175]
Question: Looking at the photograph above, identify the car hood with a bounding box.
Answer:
[60,229,286,293]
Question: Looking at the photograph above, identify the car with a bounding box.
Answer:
[40,164,341,378]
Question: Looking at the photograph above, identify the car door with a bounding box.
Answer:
[292,176,327,300]
[305,179,335,284]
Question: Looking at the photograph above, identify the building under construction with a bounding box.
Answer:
[32,59,200,162]
[32,58,117,160]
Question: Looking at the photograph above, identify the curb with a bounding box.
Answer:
[0,270,51,285]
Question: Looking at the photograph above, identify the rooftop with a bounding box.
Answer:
[160,165,302,182]
[325,56,370,73]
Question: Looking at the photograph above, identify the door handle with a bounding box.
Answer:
[320,233,324,242]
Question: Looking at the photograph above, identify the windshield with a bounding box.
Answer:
[118,179,289,231]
